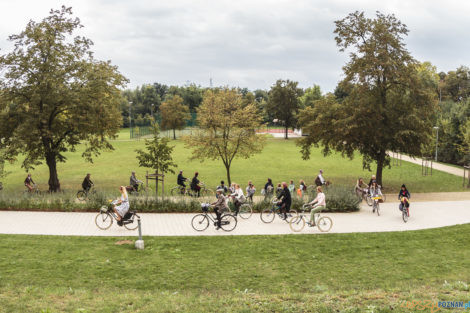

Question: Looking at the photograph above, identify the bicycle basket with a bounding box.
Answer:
[201,203,210,212]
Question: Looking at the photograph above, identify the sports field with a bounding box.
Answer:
[1,129,463,194]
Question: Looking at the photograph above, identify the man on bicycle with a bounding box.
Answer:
[177,170,187,190]
[82,173,94,192]
[130,171,143,192]
[276,182,291,220]
[191,172,201,197]
[211,189,227,229]
[24,173,35,192]
[398,184,410,212]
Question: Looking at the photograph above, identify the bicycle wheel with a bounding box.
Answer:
[170,186,182,196]
[77,190,86,201]
[287,209,297,219]
[289,215,305,232]
[317,216,333,232]
[201,188,214,197]
[124,216,139,230]
[238,203,253,219]
[220,214,237,232]
[366,195,373,206]
[402,208,409,223]
[191,214,209,231]
[95,212,113,230]
[260,208,275,223]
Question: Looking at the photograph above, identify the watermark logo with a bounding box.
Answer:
[400,300,470,312]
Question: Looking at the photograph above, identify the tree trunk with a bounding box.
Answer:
[225,164,231,186]
[284,125,288,140]
[173,128,176,140]
[375,150,386,187]
[46,153,60,192]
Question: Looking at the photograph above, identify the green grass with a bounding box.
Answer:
[1,135,464,194]
[1,225,470,312]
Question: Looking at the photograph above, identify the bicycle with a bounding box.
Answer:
[95,200,140,230]
[289,204,333,232]
[228,197,253,219]
[371,196,382,216]
[24,184,42,196]
[260,198,297,223]
[126,182,148,196]
[188,182,214,197]
[170,184,189,196]
[191,203,237,232]
[77,186,96,201]
[400,197,410,223]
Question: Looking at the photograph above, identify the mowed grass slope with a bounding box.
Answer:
[2,129,463,193]
[1,225,470,312]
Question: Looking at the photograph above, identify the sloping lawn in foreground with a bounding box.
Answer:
[0,225,469,312]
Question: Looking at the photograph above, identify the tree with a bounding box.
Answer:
[0,6,127,192]
[184,88,265,185]
[266,79,303,139]
[298,11,437,186]
[160,95,190,139]
[300,85,323,108]
[135,124,177,195]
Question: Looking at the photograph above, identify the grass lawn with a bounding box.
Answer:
[1,132,464,194]
[1,225,469,312]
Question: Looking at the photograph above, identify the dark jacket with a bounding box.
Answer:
[24,176,35,185]
[398,189,410,200]
[191,176,200,188]
[264,181,273,192]
[82,177,93,190]
[277,187,292,207]
[177,173,186,185]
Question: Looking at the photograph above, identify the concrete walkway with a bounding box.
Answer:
[391,152,466,177]
[0,200,469,237]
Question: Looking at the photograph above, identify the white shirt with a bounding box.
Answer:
[318,173,325,184]
[231,188,244,200]
[310,192,326,206]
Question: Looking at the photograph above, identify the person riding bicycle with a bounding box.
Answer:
[245,181,256,202]
[230,184,245,214]
[177,170,187,190]
[355,177,368,198]
[307,186,326,226]
[190,172,201,197]
[81,173,94,192]
[398,184,411,212]
[217,180,228,194]
[24,173,35,192]
[113,186,129,226]
[130,171,143,192]
[368,175,377,188]
[211,189,228,230]
[315,169,326,187]
[262,178,274,196]
[276,182,291,220]
[369,181,383,213]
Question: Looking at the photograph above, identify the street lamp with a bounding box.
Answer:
[433,126,439,161]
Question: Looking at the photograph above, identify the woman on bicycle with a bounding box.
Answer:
[231,184,245,214]
[277,182,291,220]
[245,181,256,202]
[307,186,326,226]
[398,184,410,212]
[211,189,227,229]
[369,181,383,213]
[355,177,368,198]
[24,174,35,192]
[113,186,129,226]
[191,172,201,197]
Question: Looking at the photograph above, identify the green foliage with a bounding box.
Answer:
[300,84,323,108]
[159,95,191,139]
[184,88,265,185]
[266,79,303,139]
[0,6,127,192]
[299,12,437,185]
[135,124,177,175]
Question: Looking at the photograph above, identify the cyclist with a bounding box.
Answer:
[262,178,274,196]
[113,186,129,226]
[177,170,187,191]
[276,182,291,220]
[24,173,35,192]
[398,184,411,212]
[130,171,143,192]
[355,177,368,198]
[307,186,326,226]
[369,181,383,213]
[315,169,325,186]
[229,183,236,194]
[81,173,94,193]
[211,189,228,230]
[217,180,228,194]
[190,172,201,197]
[245,181,256,202]
[368,175,377,188]
[230,183,245,214]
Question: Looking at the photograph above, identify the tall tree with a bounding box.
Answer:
[300,85,323,108]
[184,88,265,185]
[0,6,127,192]
[160,95,190,139]
[298,11,437,186]
[266,79,303,139]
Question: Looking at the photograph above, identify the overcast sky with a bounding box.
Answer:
[1,0,469,92]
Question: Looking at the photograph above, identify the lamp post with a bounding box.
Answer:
[129,101,133,139]
[150,103,154,123]
[433,126,439,161]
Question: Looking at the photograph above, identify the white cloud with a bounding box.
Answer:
[1,0,470,91]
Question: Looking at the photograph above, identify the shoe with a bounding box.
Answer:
[216,226,221,230]
[372,209,375,213]
[117,220,123,226]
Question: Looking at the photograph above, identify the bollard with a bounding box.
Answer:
[135,217,144,250]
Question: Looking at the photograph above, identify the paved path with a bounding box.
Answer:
[0,200,469,237]
[391,152,466,177]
